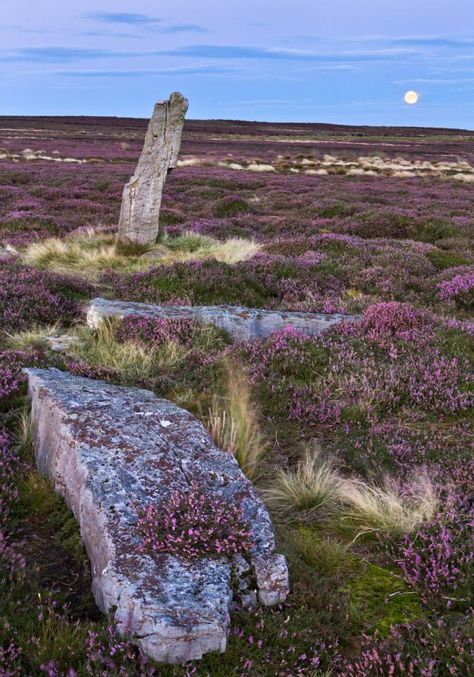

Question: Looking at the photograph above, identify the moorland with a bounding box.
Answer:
[0,115,473,675]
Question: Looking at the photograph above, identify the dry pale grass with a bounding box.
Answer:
[6,322,62,350]
[338,474,438,538]
[262,447,344,522]
[22,230,260,276]
[207,365,267,481]
[68,321,175,382]
[264,447,438,536]
[15,407,34,452]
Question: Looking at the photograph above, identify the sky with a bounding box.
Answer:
[1,0,474,128]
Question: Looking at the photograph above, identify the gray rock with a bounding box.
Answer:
[118,92,188,246]
[45,334,81,353]
[140,246,168,260]
[87,297,359,342]
[25,368,288,664]
[0,244,19,259]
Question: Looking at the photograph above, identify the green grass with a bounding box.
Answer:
[342,563,422,636]
[427,249,470,270]
[291,527,353,579]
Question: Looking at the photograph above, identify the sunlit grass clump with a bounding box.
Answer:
[263,447,344,521]
[207,364,267,481]
[264,447,438,537]
[339,474,438,538]
[6,323,62,351]
[66,319,200,384]
[22,229,260,276]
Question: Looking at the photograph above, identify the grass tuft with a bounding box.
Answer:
[207,365,267,481]
[23,230,260,276]
[265,448,438,537]
[68,321,165,382]
[291,527,352,578]
[338,474,438,538]
[6,323,61,350]
[263,447,343,521]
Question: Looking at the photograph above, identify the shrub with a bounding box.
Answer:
[136,482,253,560]
[63,358,121,383]
[319,204,356,218]
[437,272,474,310]
[115,315,197,348]
[213,196,251,217]
[341,615,474,675]
[360,302,430,343]
[0,351,29,403]
[0,262,90,333]
[398,503,473,610]
[427,249,470,270]
[103,259,273,307]
[414,220,457,243]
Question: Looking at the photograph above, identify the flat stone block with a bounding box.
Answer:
[25,368,288,664]
[87,297,358,342]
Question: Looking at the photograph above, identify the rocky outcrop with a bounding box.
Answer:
[117,92,188,246]
[25,368,288,664]
[87,298,358,341]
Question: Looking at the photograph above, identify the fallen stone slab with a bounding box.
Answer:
[25,368,289,664]
[87,297,358,342]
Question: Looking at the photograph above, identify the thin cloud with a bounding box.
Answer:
[84,12,162,26]
[160,44,422,62]
[290,32,474,50]
[395,77,474,84]
[55,66,233,77]
[0,44,422,64]
[0,47,135,62]
[163,24,209,34]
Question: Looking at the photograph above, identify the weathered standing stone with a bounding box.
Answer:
[118,92,188,246]
[25,368,289,664]
[87,297,359,342]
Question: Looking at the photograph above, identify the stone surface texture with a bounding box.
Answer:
[118,92,188,246]
[87,297,358,341]
[25,368,288,664]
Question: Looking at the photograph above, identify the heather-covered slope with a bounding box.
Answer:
[0,116,472,675]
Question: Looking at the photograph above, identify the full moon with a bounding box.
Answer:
[404,90,419,105]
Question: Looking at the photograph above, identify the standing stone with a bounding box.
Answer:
[117,92,188,246]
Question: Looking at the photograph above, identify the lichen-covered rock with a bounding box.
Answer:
[87,297,358,341]
[25,368,288,664]
[118,92,188,246]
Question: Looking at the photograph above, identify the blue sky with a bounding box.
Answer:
[1,0,473,128]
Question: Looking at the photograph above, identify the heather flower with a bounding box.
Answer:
[398,503,473,610]
[136,482,253,560]
[0,262,91,333]
[0,429,26,576]
[361,301,430,343]
[0,351,29,403]
[63,358,121,383]
[115,316,198,348]
[437,271,474,309]
[0,642,23,677]
[341,615,474,675]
